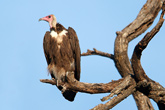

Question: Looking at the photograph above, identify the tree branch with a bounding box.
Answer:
[81,48,114,60]
[101,75,132,102]
[131,7,165,82]
[126,0,163,42]
[40,72,130,94]
[114,0,164,109]
[40,79,57,85]
[137,80,165,110]
[91,85,136,110]
[131,4,165,109]
[132,91,154,110]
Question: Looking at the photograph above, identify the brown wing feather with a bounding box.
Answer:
[68,27,81,81]
[43,31,51,65]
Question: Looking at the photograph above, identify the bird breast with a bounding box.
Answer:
[50,30,68,43]
[50,30,68,48]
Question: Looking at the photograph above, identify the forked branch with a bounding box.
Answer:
[91,85,136,110]
[40,72,136,109]
[131,7,165,109]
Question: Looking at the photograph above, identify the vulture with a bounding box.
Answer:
[39,14,81,101]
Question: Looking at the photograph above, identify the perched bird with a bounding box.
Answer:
[39,14,81,101]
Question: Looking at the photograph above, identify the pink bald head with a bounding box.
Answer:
[39,14,57,28]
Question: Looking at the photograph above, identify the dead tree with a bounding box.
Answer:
[40,0,165,109]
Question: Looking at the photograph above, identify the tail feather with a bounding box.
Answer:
[62,90,77,101]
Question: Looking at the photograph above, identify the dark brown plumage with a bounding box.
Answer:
[40,15,81,101]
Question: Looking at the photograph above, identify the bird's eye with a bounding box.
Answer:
[48,16,51,18]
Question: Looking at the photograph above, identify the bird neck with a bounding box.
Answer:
[50,27,56,32]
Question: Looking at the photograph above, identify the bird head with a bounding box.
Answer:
[39,14,57,29]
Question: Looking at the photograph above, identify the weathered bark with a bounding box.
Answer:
[131,8,165,82]
[114,0,164,109]
[41,72,131,94]
[40,0,165,109]
[131,8,165,110]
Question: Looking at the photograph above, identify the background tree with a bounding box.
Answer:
[41,0,165,109]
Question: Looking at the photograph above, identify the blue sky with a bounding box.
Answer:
[0,0,164,110]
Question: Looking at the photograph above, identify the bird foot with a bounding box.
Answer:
[52,78,55,80]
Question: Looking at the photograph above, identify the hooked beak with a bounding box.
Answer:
[38,17,49,22]
[38,18,43,21]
